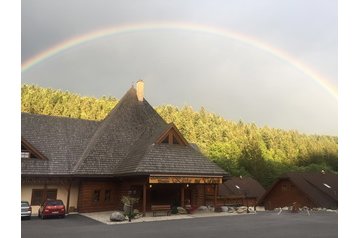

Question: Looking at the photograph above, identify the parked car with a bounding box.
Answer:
[38,199,66,219]
[21,201,32,219]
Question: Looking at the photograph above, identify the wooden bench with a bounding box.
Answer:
[151,205,171,217]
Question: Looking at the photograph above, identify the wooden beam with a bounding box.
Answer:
[214,184,218,208]
[142,184,147,217]
[66,181,72,214]
[181,185,185,207]
[168,131,173,144]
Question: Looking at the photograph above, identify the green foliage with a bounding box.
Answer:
[121,196,139,206]
[21,84,338,187]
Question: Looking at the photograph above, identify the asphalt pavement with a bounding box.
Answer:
[21,211,338,238]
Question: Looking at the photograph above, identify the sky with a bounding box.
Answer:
[21,0,338,135]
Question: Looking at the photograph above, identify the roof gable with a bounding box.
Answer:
[21,137,47,160]
[155,123,189,146]
[258,172,338,208]
[73,87,168,175]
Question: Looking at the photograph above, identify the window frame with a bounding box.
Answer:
[92,190,101,203]
[104,189,111,202]
[31,189,57,206]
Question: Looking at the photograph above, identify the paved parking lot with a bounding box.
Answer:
[21,211,337,238]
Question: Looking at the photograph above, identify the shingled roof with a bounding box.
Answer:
[219,176,266,200]
[21,85,228,177]
[258,171,338,209]
[21,113,100,175]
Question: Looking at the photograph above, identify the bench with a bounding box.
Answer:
[151,205,171,217]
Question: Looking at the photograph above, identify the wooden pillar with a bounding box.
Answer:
[204,185,207,205]
[142,184,147,217]
[214,184,218,208]
[66,180,72,214]
[181,185,185,207]
[44,182,48,202]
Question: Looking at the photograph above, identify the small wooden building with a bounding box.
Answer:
[21,81,228,215]
[214,176,265,207]
[258,171,338,210]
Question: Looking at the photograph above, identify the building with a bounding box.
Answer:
[258,171,338,210]
[21,81,229,215]
[211,176,265,207]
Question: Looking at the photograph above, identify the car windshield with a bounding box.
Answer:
[46,200,63,206]
[21,202,29,207]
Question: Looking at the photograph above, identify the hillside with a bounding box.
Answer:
[21,84,338,187]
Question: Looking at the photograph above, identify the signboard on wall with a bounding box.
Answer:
[149,176,222,184]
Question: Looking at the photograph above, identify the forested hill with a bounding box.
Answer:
[21,84,338,187]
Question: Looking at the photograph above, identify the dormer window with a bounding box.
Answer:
[21,138,47,160]
[161,136,170,144]
[157,126,188,146]
[21,144,34,159]
[172,135,180,145]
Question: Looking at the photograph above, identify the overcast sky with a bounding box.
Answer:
[21,0,337,135]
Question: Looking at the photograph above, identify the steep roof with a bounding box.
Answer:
[219,177,266,199]
[21,86,228,177]
[72,87,169,175]
[258,172,338,209]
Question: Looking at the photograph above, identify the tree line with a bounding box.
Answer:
[21,84,338,187]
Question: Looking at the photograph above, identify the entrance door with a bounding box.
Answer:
[150,184,181,206]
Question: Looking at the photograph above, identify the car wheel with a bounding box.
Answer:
[28,216,31,220]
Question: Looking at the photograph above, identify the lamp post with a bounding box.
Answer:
[244,190,249,213]
[236,185,249,213]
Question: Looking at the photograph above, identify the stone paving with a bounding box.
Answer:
[80,210,250,225]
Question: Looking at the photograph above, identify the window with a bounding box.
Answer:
[46,190,57,200]
[157,127,187,146]
[161,136,169,144]
[104,190,111,202]
[21,151,30,159]
[21,145,33,159]
[93,190,100,202]
[31,189,57,205]
[205,185,215,195]
[281,184,290,191]
[21,144,39,159]
[31,190,44,206]
[173,135,180,144]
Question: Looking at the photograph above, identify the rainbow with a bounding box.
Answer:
[21,22,337,99]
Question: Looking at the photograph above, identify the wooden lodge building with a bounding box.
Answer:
[258,171,338,210]
[216,176,265,207]
[21,81,228,214]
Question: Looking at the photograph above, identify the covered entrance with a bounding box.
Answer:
[149,184,181,206]
[140,175,223,216]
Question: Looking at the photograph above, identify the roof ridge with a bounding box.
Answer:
[72,87,136,173]
[21,112,99,123]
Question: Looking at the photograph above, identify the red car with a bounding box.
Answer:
[38,199,66,219]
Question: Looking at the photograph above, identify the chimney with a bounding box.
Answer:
[136,80,144,102]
